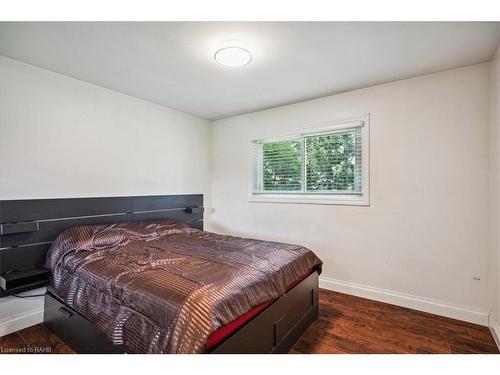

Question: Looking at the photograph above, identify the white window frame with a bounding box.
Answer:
[248,115,370,206]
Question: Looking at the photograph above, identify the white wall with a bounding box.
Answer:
[210,63,492,325]
[490,44,500,344]
[0,56,211,335]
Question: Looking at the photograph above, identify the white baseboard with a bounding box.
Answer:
[319,276,490,326]
[0,308,44,337]
[489,315,500,351]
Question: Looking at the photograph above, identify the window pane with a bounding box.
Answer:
[305,129,361,192]
[262,140,302,191]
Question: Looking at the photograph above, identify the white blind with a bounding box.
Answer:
[252,124,363,194]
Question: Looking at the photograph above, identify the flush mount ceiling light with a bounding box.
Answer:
[214,40,252,67]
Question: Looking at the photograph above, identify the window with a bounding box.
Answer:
[250,117,369,205]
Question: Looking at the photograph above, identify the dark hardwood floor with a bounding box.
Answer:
[292,289,499,354]
[0,289,498,354]
[0,324,74,354]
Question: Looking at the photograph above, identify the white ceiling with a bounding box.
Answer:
[0,22,499,120]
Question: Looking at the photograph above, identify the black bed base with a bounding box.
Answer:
[44,291,124,354]
[212,271,319,354]
[43,272,319,354]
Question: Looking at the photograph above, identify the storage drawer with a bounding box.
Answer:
[213,271,319,354]
[44,292,123,354]
[274,274,317,345]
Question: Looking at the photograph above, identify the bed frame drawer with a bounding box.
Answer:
[44,292,123,354]
[275,279,316,345]
[212,271,319,354]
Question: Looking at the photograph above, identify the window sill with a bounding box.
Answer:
[248,193,369,206]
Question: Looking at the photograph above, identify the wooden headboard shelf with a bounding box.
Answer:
[0,194,203,297]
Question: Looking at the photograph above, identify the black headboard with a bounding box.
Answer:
[0,194,203,297]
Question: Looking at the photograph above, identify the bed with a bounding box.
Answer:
[0,195,322,354]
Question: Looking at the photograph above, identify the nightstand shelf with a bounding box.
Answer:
[0,268,50,297]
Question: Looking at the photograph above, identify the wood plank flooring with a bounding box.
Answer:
[0,289,498,354]
[292,289,499,354]
[0,324,73,354]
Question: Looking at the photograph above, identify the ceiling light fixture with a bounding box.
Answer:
[214,40,252,67]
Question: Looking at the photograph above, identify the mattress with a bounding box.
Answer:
[46,220,322,353]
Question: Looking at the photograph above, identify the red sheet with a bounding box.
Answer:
[204,268,314,352]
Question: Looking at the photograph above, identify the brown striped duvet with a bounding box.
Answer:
[46,220,322,353]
